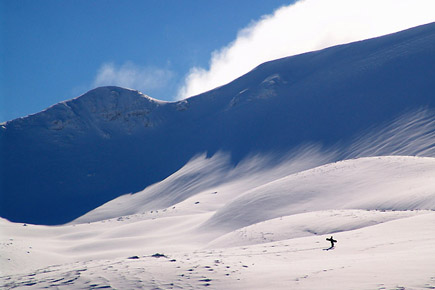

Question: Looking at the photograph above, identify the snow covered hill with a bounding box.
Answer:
[73,155,435,226]
[1,22,435,226]
[1,22,435,290]
[1,156,435,289]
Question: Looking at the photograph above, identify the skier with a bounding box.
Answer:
[326,236,337,249]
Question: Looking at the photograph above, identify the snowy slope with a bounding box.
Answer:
[74,155,435,226]
[72,155,435,237]
[1,22,435,225]
[2,213,435,290]
[2,22,435,290]
[1,156,435,289]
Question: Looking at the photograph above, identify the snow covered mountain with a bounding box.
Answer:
[1,22,435,225]
[1,22,435,290]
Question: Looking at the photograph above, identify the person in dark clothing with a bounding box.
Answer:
[326,236,337,248]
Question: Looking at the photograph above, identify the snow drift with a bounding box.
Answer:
[1,156,435,290]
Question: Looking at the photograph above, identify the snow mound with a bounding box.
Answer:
[72,148,335,223]
[203,156,435,233]
[69,155,435,256]
[205,209,424,248]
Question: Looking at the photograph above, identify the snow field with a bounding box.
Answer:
[1,212,434,289]
[1,155,435,289]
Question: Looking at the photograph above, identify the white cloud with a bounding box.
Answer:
[177,0,435,99]
[93,62,174,95]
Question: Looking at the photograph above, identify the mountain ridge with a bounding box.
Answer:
[1,22,435,225]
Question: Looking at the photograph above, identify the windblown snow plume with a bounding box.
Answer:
[178,0,435,98]
[73,147,335,223]
[346,108,435,158]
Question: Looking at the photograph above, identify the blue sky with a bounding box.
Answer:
[0,0,292,122]
[1,0,434,122]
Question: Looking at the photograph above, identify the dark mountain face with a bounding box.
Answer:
[1,23,435,225]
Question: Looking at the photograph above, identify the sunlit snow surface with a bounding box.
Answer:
[1,23,435,289]
[1,156,435,289]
